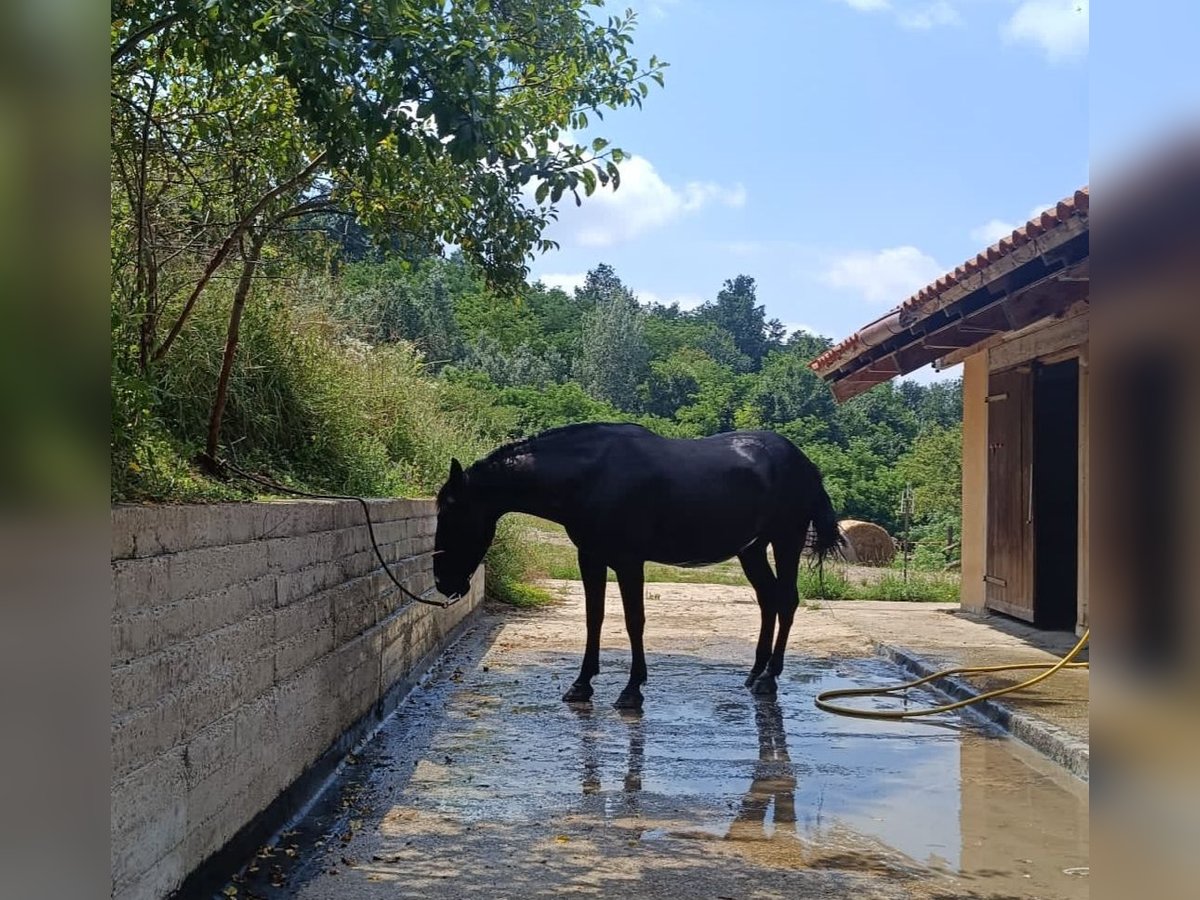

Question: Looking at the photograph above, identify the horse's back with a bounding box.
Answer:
[556,425,813,563]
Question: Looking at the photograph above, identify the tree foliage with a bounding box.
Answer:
[576,275,649,409]
[111,0,665,458]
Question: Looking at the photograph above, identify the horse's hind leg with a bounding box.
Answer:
[563,549,606,703]
[613,562,646,710]
[753,530,803,696]
[738,541,777,687]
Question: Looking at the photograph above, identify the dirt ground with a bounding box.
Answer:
[227,586,1089,900]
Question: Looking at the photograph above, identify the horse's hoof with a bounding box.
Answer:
[751,674,778,696]
[562,683,594,702]
[613,688,644,710]
[744,670,763,688]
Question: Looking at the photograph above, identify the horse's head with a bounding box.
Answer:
[433,458,494,600]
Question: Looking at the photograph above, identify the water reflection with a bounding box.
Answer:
[568,703,601,795]
[619,709,645,793]
[569,703,644,798]
[434,655,1086,898]
[727,697,796,841]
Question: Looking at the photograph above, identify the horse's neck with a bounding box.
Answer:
[472,451,572,525]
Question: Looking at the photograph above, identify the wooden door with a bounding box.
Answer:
[985,367,1034,621]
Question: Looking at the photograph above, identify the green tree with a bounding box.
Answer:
[834,383,919,464]
[642,315,748,372]
[742,352,836,434]
[338,256,468,366]
[574,262,635,308]
[525,282,586,359]
[111,1,666,458]
[466,337,566,389]
[895,377,964,431]
[785,330,834,361]
[497,382,622,434]
[641,348,728,419]
[696,275,770,369]
[896,423,962,524]
[807,439,904,532]
[576,288,649,410]
[675,370,749,436]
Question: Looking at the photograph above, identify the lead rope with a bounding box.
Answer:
[204,449,463,609]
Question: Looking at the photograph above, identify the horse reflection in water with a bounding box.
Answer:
[568,698,792,837]
[570,705,645,806]
[727,698,797,842]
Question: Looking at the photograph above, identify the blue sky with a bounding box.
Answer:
[522,1,1194,383]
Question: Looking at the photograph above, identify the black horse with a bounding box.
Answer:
[433,422,842,708]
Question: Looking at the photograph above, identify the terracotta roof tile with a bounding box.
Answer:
[810,186,1089,376]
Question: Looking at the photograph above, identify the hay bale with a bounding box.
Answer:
[837,519,895,566]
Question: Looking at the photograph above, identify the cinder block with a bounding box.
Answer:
[230,650,276,705]
[380,611,417,688]
[274,590,333,643]
[111,747,187,894]
[111,653,171,718]
[265,531,337,576]
[333,581,379,644]
[111,575,276,666]
[167,542,270,603]
[112,556,170,612]
[177,673,238,746]
[112,700,184,781]
[113,854,187,900]
[274,623,333,681]
[232,692,279,760]
[182,713,236,790]
[184,801,239,879]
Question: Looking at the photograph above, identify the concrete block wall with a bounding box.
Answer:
[110,499,483,900]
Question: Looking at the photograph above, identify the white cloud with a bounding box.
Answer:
[898,1,960,30]
[969,218,1018,245]
[1003,0,1089,63]
[535,273,586,294]
[834,0,961,30]
[546,153,746,248]
[822,246,945,304]
[968,202,1055,245]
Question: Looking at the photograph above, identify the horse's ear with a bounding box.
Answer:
[448,458,464,485]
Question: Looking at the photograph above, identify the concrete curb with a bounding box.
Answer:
[872,640,1090,782]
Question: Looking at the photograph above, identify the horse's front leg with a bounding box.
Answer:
[563,549,606,703]
[613,562,646,710]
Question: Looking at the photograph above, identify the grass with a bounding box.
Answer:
[518,519,960,603]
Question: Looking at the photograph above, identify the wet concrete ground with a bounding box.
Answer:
[226,589,1089,900]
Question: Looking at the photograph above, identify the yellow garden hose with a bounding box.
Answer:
[815,628,1090,720]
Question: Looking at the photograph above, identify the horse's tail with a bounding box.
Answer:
[810,477,844,565]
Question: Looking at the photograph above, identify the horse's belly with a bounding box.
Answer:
[640,530,759,567]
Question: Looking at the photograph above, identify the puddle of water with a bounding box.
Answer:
[401,652,1088,899]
